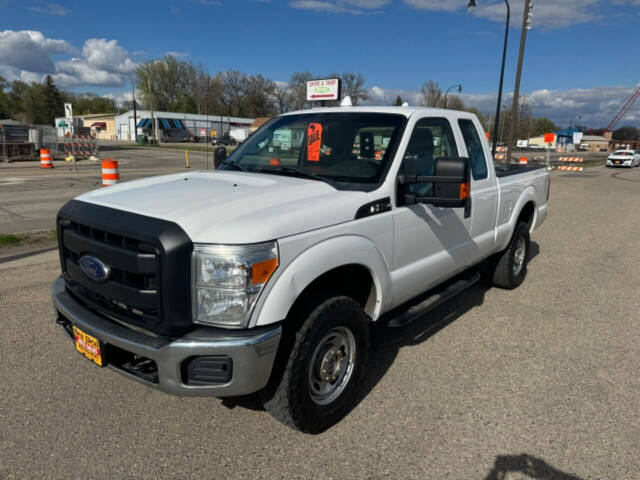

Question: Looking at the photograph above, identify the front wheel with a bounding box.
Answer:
[262,295,370,433]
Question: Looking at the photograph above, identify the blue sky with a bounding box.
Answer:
[2,0,640,126]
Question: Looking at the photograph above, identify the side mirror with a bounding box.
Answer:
[213,147,227,169]
[398,157,472,218]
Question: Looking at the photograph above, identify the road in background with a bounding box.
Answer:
[0,146,214,234]
[1,165,639,479]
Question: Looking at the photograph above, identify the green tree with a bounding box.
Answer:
[612,126,639,140]
[135,55,197,112]
[0,76,11,118]
[530,118,558,137]
[40,75,63,125]
[393,95,403,106]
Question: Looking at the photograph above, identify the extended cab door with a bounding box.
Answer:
[391,116,476,306]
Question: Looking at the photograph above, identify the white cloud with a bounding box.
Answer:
[53,58,124,87]
[82,38,136,74]
[0,31,137,87]
[27,2,70,16]
[290,0,389,14]
[103,91,133,106]
[404,0,635,29]
[364,84,640,127]
[0,30,73,73]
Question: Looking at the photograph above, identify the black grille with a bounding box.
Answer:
[60,220,162,326]
[57,200,193,336]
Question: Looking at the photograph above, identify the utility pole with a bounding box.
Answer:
[506,1,533,163]
[205,77,209,170]
[132,80,138,143]
[148,77,156,144]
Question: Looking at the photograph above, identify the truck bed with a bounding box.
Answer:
[494,163,545,178]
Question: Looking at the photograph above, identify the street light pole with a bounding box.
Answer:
[444,84,463,109]
[506,0,533,163]
[468,0,510,162]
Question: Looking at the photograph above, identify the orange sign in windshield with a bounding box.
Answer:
[307,123,323,162]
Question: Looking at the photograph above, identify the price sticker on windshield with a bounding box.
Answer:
[307,123,323,162]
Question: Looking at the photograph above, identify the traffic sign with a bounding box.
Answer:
[64,103,73,121]
[544,133,555,144]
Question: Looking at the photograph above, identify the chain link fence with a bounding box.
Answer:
[0,124,63,162]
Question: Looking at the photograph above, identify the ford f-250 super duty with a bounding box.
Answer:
[52,106,549,433]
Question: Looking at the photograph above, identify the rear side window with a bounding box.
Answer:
[458,119,488,180]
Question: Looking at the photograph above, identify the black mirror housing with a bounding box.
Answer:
[399,157,472,217]
[213,147,227,169]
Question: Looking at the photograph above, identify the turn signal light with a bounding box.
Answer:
[459,182,470,200]
[251,257,278,285]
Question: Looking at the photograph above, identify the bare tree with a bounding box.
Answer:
[219,70,248,117]
[288,71,314,111]
[243,74,277,117]
[445,95,465,111]
[341,72,369,105]
[420,80,443,108]
[275,85,290,114]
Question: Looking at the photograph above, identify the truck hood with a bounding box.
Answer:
[75,171,371,243]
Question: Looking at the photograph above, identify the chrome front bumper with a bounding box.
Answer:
[51,276,281,397]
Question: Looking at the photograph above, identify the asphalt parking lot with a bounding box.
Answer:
[1,154,639,479]
[0,145,216,234]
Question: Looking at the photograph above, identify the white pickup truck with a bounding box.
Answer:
[52,106,549,433]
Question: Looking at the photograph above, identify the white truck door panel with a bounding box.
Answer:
[392,204,474,305]
[391,115,475,306]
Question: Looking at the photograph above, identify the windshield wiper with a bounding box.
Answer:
[220,160,247,171]
[257,166,333,185]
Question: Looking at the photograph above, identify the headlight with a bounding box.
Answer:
[193,242,278,328]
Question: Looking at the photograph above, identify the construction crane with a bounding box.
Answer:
[606,84,640,132]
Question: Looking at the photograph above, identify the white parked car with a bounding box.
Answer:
[607,149,640,167]
[51,106,549,432]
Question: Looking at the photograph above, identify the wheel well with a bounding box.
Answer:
[287,264,376,320]
[517,201,535,230]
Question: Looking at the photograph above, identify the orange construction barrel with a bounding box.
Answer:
[40,148,53,169]
[519,157,528,165]
[101,159,120,187]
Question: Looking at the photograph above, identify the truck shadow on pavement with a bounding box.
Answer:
[354,241,540,424]
[484,453,584,480]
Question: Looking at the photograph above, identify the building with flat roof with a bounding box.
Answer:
[113,110,254,142]
[580,135,609,152]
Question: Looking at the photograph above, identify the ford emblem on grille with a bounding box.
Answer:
[79,255,111,283]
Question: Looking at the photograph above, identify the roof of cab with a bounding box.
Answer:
[280,105,477,119]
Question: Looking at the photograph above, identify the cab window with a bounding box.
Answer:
[399,117,458,197]
[458,119,488,180]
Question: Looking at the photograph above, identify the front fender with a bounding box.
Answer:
[251,235,392,327]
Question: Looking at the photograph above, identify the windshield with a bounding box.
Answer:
[614,151,633,156]
[222,112,406,190]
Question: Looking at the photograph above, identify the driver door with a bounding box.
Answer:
[391,116,475,306]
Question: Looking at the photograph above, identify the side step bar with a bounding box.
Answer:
[387,271,481,328]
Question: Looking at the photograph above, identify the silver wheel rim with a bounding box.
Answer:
[308,326,357,406]
[513,236,526,276]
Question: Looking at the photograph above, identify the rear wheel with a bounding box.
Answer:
[486,222,531,289]
[262,295,370,433]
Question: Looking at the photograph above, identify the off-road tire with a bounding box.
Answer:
[488,221,531,289]
[262,295,370,433]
